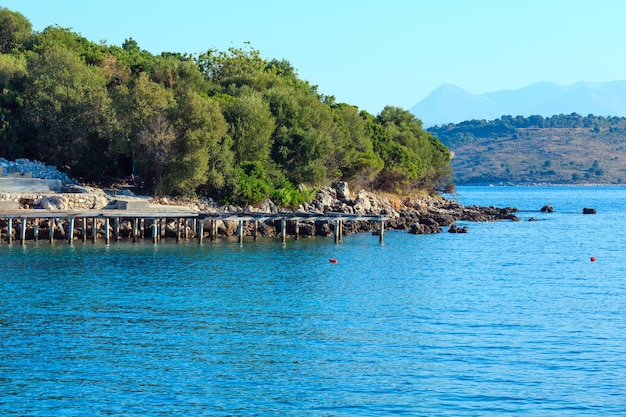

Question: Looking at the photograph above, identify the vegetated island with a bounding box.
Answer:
[428,113,626,185]
[0,8,519,239]
[0,7,451,203]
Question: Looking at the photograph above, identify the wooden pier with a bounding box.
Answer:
[0,208,388,245]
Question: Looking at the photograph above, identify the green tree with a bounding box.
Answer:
[137,114,176,186]
[22,45,113,179]
[160,90,228,196]
[327,104,383,183]
[113,71,174,183]
[32,25,106,66]
[371,106,450,192]
[0,8,32,53]
[265,82,333,184]
[151,54,207,93]
[197,42,273,92]
[222,89,275,165]
[106,38,155,76]
[0,53,28,157]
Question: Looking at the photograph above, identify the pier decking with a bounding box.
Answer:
[0,208,388,245]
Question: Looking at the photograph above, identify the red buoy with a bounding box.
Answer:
[591,256,596,262]
[329,258,338,264]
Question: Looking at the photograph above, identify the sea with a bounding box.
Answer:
[2,185,626,416]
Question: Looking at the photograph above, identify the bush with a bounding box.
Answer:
[232,162,271,205]
[271,178,316,208]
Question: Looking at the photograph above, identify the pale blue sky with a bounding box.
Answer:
[3,0,626,113]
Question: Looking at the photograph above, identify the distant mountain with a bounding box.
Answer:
[411,80,626,126]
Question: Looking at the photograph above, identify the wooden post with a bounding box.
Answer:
[294,220,300,241]
[49,218,55,244]
[334,219,340,244]
[114,218,120,241]
[92,218,97,242]
[68,217,75,244]
[152,219,158,243]
[238,220,244,244]
[339,219,343,242]
[81,217,86,242]
[198,220,204,243]
[20,217,26,245]
[379,219,385,244]
[253,220,258,241]
[104,218,110,244]
[34,218,39,242]
[7,218,12,244]
[132,218,139,242]
[281,218,287,243]
[184,219,189,240]
[176,218,181,243]
[209,219,215,241]
[140,218,145,239]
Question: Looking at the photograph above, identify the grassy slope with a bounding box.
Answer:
[443,127,626,184]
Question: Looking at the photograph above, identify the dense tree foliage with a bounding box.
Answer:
[0,8,452,203]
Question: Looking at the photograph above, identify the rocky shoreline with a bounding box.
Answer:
[0,182,520,241]
[0,159,520,240]
[148,182,519,238]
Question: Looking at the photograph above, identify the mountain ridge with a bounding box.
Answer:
[411,80,626,126]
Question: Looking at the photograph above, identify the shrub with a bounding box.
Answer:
[232,162,271,205]
[271,177,316,208]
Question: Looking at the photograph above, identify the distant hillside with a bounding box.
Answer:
[428,114,626,185]
[411,80,626,126]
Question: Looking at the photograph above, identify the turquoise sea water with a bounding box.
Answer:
[2,186,626,416]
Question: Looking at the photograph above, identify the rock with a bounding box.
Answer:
[540,205,554,213]
[408,217,443,234]
[352,191,373,214]
[334,181,350,200]
[313,187,337,211]
[448,224,468,233]
[433,213,456,226]
[90,194,110,209]
[40,195,68,210]
[257,199,278,213]
[583,207,597,214]
[409,221,441,234]
[257,222,277,237]
[297,222,316,237]
[218,220,238,237]
[316,221,334,237]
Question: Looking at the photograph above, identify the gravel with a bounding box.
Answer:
[0,158,77,184]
